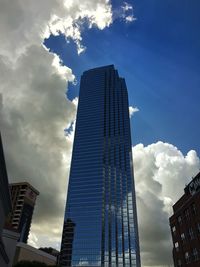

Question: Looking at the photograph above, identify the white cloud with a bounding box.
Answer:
[0,43,77,252]
[125,15,137,23]
[122,2,133,12]
[133,142,200,266]
[72,97,79,108]
[29,233,38,248]
[64,97,78,143]
[51,53,75,81]
[0,0,113,59]
[129,105,139,117]
[43,0,113,54]
[120,1,136,23]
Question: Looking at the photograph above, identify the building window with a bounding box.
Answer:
[178,216,182,225]
[188,228,194,240]
[185,252,190,264]
[175,242,179,252]
[181,233,185,242]
[193,248,198,261]
[185,209,190,220]
[172,225,176,234]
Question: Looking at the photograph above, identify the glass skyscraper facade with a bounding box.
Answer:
[60,65,140,267]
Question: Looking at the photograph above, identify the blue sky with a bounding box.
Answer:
[45,0,200,155]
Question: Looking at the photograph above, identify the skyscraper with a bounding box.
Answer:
[60,65,140,267]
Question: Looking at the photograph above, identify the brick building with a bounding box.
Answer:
[169,172,200,267]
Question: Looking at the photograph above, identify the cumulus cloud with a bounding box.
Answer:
[44,0,113,54]
[72,97,79,108]
[129,105,139,117]
[0,43,77,249]
[133,142,200,266]
[0,0,113,58]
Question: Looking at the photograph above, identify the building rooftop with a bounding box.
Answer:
[10,182,39,195]
[83,64,115,74]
